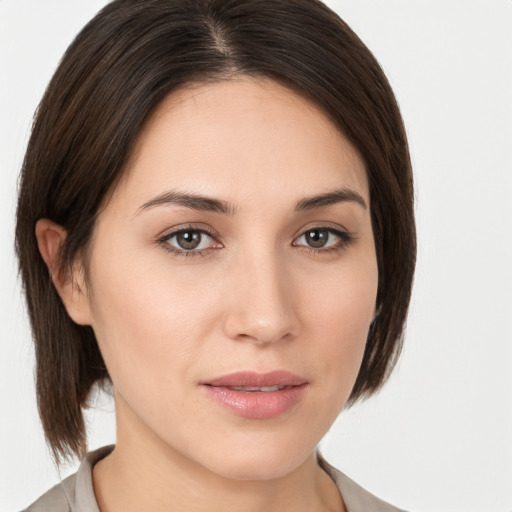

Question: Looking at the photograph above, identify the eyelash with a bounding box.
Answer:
[292,227,354,256]
[157,225,220,258]
[157,225,354,258]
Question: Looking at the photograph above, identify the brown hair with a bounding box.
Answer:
[15,0,415,463]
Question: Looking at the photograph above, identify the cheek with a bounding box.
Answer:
[301,254,378,385]
[86,250,222,393]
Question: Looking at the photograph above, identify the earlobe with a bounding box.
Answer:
[35,219,93,326]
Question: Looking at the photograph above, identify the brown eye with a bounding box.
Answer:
[176,230,202,250]
[304,229,330,248]
[293,227,352,251]
[163,229,216,252]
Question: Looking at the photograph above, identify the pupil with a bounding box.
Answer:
[177,231,201,250]
[306,229,328,248]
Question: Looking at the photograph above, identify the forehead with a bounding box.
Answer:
[115,77,368,209]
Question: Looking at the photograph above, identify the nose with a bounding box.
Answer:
[222,249,300,345]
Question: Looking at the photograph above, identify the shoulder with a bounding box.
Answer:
[22,445,114,512]
[22,474,76,512]
[318,456,408,512]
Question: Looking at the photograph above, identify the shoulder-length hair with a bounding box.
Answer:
[16,0,415,463]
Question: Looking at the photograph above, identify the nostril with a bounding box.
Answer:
[228,317,297,346]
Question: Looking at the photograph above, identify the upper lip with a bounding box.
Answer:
[201,370,308,388]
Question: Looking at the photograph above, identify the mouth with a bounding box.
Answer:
[202,369,308,388]
[221,385,290,392]
[200,370,309,419]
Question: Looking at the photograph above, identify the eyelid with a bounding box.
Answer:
[156,224,223,256]
[157,222,220,239]
[155,222,355,258]
[292,223,355,251]
[292,221,351,240]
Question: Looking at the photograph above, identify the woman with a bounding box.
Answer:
[15,0,415,510]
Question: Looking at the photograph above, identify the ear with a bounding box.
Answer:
[35,218,93,326]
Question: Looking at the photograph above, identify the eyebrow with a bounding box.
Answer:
[137,186,367,216]
[138,191,237,215]
[294,187,367,211]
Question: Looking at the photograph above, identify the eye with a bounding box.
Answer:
[159,227,221,255]
[293,227,352,251]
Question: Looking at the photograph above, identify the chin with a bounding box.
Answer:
[208,453,307,481]
[192,432,317,482]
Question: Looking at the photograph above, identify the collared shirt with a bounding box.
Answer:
[23,445,406,512]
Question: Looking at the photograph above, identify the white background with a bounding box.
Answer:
[1,1,511,511]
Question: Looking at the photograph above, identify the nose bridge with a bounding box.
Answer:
[223,241,298,345]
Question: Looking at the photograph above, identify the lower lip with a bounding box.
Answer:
[202,384,308,419]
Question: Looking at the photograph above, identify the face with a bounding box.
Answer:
[78,77,378,480]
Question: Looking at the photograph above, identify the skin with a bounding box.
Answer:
[36,77,378,512]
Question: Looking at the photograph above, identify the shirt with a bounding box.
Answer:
[23,445,406,512]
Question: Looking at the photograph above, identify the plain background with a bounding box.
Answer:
[1,1,511,511]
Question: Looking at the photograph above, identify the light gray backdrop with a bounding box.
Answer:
[1,1,511,511]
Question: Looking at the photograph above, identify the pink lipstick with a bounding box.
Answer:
[200,370,308,419]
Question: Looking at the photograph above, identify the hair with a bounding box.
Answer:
[15,0,415,463]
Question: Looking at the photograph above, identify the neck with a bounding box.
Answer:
[92,398,345,512]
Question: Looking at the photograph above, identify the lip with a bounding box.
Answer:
[200,370,309,419]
